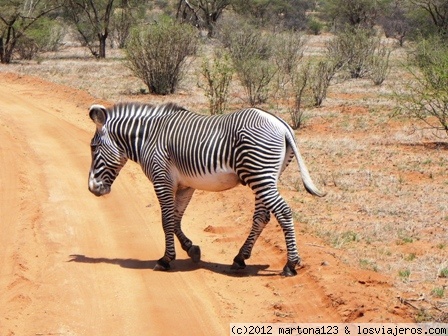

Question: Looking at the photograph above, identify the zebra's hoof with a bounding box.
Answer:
[187,245,201,263]
[281,264,297,277]
[154,258,171,271]
[230,256,246,270]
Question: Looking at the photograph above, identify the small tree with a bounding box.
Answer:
[379,1,410,46]
[369,43,391,85]
[310,58,339,107]
[289,62,312,129]
[0,0,62,64]
[199,50,233,115]
[409,0,448,37]
[65,0,116,58]
[224,20,277,105]
[273,30,307,91]
[396,37,448,136]
[126,17,198,95]
[176,0,230,37]
[15,17,66,60]
[326,27,386,79]
[321,0,386,29]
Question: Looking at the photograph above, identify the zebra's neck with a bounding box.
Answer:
[106,102,188,164]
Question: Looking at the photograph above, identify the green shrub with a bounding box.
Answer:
[369,43,391,85]
[396,36,448,136]
[289,62,312,129]
[199,50,234,115]
[326,27,377,79]
[439,267,448,278]
[15,17,65,60]
[125,17,198,95]
[310,58,339,107]
[431,287,445,298]
[223,20,277,105]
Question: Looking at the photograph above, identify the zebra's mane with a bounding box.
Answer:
[109,102,188,119]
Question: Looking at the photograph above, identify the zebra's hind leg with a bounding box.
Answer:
[269,192,300,277]
[174,187,201,263]
[232,197,270,270]
[257,188,300,277]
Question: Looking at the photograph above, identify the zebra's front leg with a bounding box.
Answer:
[173,187,201,263]
[232,199,270,270]
[153,183,177,271]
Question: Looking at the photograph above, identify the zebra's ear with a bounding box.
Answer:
[89,104,107,128]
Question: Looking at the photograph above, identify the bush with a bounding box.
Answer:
[15,36,39,60]
[326,27,377,79]
[125,17,198,95]
[369,43,391,85]
[289,62,312,129]
[310,58,339,106]
[273,30,307,84]
[326,26,391,83]
[223,19,277,105]
[396,37,448,136]
[15,17,65,60]
[308,18,324,35]
[199,50,234,115]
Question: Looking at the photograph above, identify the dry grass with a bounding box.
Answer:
[1,38,447,320]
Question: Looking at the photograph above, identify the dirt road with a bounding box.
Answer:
[0,73,411,336]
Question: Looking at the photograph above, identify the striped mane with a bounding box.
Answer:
[108,102,187,119]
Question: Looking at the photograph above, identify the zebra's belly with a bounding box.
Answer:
[176,170,240,192]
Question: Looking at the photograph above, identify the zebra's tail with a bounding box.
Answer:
[285,129,326,198]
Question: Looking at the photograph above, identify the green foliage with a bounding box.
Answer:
[126,17,198,95]
[0,0,62,63]
[321,0,387,29]
[331,230,360,248]
[431,287,445,298]
[199,50,234,115]
[407,0,448,38]
[396,36,448,136]
[398,268,411,280]
[18,17,66,59]
[308,17,324,35]
[439,267,448,278]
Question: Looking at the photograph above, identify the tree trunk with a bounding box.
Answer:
[98,34,107,58]
[1,39,15,64]
[0,37,4,63]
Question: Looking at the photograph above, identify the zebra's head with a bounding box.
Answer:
[88,104,127,197]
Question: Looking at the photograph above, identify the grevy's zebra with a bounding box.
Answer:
[88,102,325,276]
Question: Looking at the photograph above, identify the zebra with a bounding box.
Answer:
[88,102,325,276]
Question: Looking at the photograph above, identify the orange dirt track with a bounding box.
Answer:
[0,73,412,336]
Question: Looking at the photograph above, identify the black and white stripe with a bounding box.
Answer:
[88,102,325,276]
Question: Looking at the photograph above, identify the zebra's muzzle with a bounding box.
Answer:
[88,177,111,197]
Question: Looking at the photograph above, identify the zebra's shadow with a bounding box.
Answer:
[68,254,279,277]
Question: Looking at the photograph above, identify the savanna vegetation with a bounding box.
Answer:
[1,0,447,322]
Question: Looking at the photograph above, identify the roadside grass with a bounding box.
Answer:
[2,38,447,321]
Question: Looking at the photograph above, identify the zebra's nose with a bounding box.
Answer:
[88,176,110,196]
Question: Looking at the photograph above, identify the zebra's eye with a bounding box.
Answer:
[90,144,99,152]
